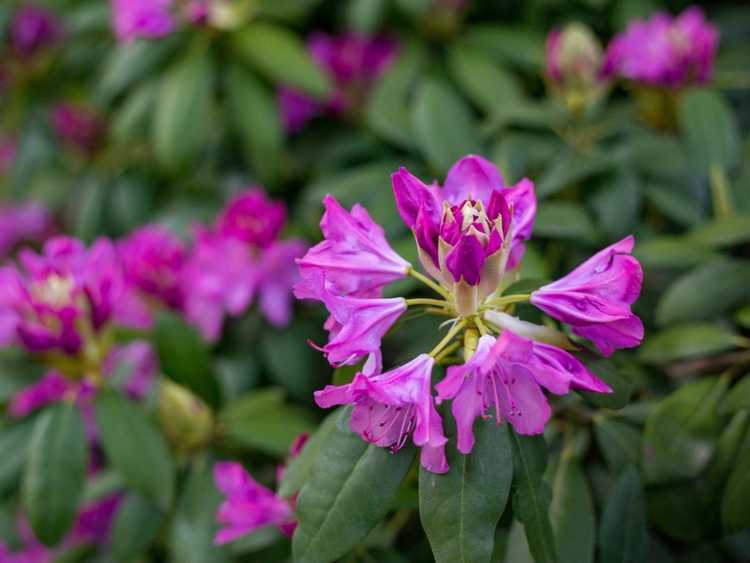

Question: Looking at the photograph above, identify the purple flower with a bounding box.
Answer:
[531,236,644,356]
[217,188,287,249]
[300,271,406,368]
[112,0,174,43]
[213,436,307,544]
[296,195,410,299]
[278,33,397,132]
[392,155,535,314]
[10,4,63,58]
[8,371,72,418]
[103,341,157,399]
[255,239,307,328]
[0,201,55,259]
[315,354,449,473]
[119,225,187,311]
[602,7,719,88]
[0,236,132,355]
[181,227,256,342]
[67,495,122,546]
[50,103,104,155]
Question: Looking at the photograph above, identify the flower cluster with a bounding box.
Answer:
[50,103,105,156]
[214,434,308,544]
[0,201,55,259]
[297,155,643,473]
[9,4,63,59]
[602,7,718,89]
[278,33,397,133]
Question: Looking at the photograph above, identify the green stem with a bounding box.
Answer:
[408,267,451,299]
[710,163,733,218]
[429,320,466,357]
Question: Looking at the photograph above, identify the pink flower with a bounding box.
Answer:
[602,7,719,88]
[214,436,308,544]
[119,225,187,312]
[181,227,256,342]
[8,371,73,418]
[0,201,55,259]
[10,4,63,58]
[300,271,406,368]
[296,195,410,299]
[436,332,609,454]
[531,236,644,356]
[278,33,397,132]
[315,354,449,473]
[255,239,307,328]
[111,0,174,42]
[0,236,133,355]
[217,188,287,249]
[50,103,104,155]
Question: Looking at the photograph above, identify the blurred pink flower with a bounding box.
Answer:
[111,0,174,42]
[0,201,55,259]
[50,103,104,155]
[10,4,63,58]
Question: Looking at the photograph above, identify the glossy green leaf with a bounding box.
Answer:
[419,421,512,563]
[533,203,598,242]
[153,45,214,171]
[230,23,331,97]
[687,215,750,248]
[510,433,558,563]
[578,357,633,410]
[678,89,741,173]
[154,310,221,409]
[225,63,285,184]
[463,25,545,70]
[447,45,521,113]
[279,410,339,498]
[591,170,641,240]
[411,79,482,175]
[655,259,750,325]
[111,492,164,562]
[293,408,416,563]
[721,376,750,414]
[721,423,750,532]
[635,237,720,270]
[593,416,641,472]
[549,453,595,563]
[0,421,33,496]
[642,376,729,484]
[95,391,175,509]
[639,323,739,364]
[598,466,647,563]
[22,404,88,546]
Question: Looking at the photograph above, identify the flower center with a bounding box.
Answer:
[32,274,75,308]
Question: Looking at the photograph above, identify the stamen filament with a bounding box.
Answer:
[474,317,493,336]
[406,298,452,308]
[408,267,451,300]
[434,341,461,363]
[429,320,466,357]
[486,293,532,308]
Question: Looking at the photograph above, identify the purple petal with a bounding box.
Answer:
[443,155,504,206]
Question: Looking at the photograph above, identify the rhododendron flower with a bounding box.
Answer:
[278,33,397,133]
[602,7,718,88]
[10,4,63,58]
[315,354,448,473]
[112,0,174,42]
[214,435,308,544]
[300,154,643,472]
[255,239,307,327]
[8,371,73,417]
[0,201,54,259]
[0,236,135,355]
[217,188,287,249]
[50,103,104,155]
[530,236,644,357]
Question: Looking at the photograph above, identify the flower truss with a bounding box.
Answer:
[296,154,644,473]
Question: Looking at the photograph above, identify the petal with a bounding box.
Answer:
[391,167,441,229]
[495,364,551,435]
[445,232,486,285]
[573,314,644,357]
[443,155,504,206]
[504,178,537,270]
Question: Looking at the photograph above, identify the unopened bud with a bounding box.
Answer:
[158,379,214,456]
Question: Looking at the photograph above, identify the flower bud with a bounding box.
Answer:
[158,379,214,456]
[545,23,607,115]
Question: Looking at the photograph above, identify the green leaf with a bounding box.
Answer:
[0,421,33,496]
[225,63,285,184]
[549,453,595,563]
[656,259,750,325]
[591,170,641,240]
[463,25,545,71]
[598,466,648,563]
[639,323,739,364]
[536,148,628,198]
[411,79,482,175]
[721,376,750,414]
[230,23,331,97]
[154,310,221,409]
[447,45,521,114]
[678,89,741,173]
[170,463,230,563]
[419,420,512,563]
[642,376,729,484]
[111,492,164,562]
[111,81,157,143]
[279,411,339,498]
[634,237,720,270]
[687,214,750,248]
[533,202,598,242]
[721,421,750,532]
[293,408,416,563]
[510,433,557,563]
[153,45,214,171]
[22,404,88,546]
[95,391,175,509]
[593,416,641,472]
[578,357,633,410]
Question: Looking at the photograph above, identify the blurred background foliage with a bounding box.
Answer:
[1,0,750,561]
